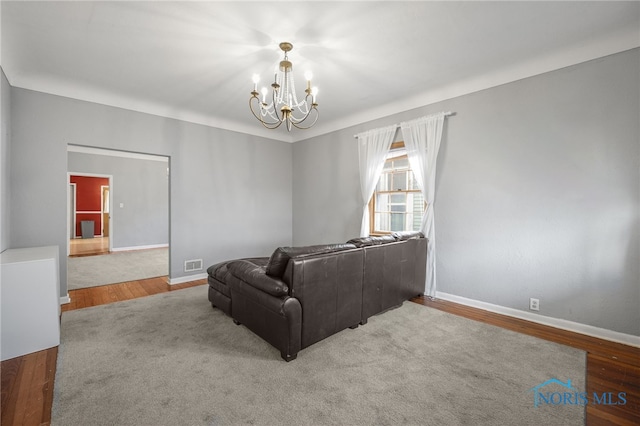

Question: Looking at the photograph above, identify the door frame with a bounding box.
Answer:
[67,172,113,256]
[69,183,77,240]
[66,144,171,281]
[101,185,110,237]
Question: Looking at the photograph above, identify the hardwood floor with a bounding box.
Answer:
[68,236,109,257]
[1,276,205,426]
[415,296,640,426]
[2,283,638,425]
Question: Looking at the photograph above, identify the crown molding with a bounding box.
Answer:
[8,28,639,145]
[293,29,640,143]
[67,145,169,162]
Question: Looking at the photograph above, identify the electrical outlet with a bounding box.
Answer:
[529,298,540,311]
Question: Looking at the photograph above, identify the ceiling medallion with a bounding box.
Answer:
[250,42,318,131]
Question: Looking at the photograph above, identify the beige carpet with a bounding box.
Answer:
[53,286,586,425]
[67,247,168,290]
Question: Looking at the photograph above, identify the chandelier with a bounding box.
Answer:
[249,42,319,131]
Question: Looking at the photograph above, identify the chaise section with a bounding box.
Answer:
[228,272,302,361]
[207,257,268,316]
[227,244,359,361]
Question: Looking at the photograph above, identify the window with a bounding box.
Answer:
[369,142,425,234]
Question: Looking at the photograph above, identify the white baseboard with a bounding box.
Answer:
[111,243,169,252]
[60,294,71,304]
[168,273,207,286]
[435,291,640,348]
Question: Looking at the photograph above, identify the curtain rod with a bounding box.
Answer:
[354,111,454,138]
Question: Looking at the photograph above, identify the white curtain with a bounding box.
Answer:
[400,113,446,297]
[356,125,396,237]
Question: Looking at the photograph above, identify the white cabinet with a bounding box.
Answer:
[1,246,61,361]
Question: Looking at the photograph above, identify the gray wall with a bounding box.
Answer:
[293,48,640,336]
[9,89,292,297]
[68,152,170,249]
[5,49,638,337]
[0,68,10,252]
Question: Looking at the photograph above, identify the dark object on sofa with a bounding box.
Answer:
[207,232,427,361]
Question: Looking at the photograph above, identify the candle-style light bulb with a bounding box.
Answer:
[304,71,313,91]
[261,87,268,103]
[252,74,260,91]
[311,86,318,103]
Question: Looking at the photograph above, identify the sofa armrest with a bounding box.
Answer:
[229,275,302,361]
[228,260,289,297]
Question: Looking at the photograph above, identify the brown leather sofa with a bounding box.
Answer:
[207,231,427,361]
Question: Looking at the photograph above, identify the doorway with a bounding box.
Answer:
[66,145,170,290]
[68,173,112,256]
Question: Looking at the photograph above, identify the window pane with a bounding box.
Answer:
[376,193,389,211]
[375,212,390,232]
[408,172,419,190]
[393,171,407,190]
[390,213,405,231]
[390,193,405,204]
[407,193,425,211]
[376,173,389,192]
[406,212,414,230]
[410,193,425,231]
[394,158,408,169]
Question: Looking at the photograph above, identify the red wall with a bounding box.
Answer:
[70,175,109,237]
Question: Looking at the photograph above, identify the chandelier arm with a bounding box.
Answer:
[288,108,312,124]
[250,99,279,126]
[290,108,319,130]
[288,106,309,120]
[290,92,312,115]
[249,96,283,129]
[261,119,284,130]
[290,92,317,120]
[261,106,280,122]
[289,95,316,124]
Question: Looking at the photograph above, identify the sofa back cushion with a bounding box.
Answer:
[228,260,289,297]
[346,235,396,248]
[392,231,425,241]
[265,243,357,278]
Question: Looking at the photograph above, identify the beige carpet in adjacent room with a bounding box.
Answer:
[52,286,586,425]
[67,247,168,290]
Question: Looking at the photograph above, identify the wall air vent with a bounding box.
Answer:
[184,259,203,272]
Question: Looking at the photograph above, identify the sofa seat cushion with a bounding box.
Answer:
[265,244,357,278]
[228,260,289,297]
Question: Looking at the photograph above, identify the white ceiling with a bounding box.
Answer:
[2,1,639,143]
